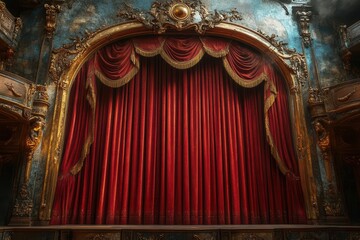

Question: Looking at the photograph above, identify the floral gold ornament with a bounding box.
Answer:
[118,0,241,34]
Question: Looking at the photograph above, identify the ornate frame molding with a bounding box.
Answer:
[41,9,317,222]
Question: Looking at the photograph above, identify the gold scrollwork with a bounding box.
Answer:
[49,30,99,85]
[118,0,241,34]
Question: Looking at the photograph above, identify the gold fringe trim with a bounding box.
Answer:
[95,49,140,88]
[159,50,205,69]
[263,81,292,176]
[223,58,268,88]
[134,38,165,57]
[200,38,230,58]
[95,67,139,88]
[70,67,97,175]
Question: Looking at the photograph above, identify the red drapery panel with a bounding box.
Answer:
[51,37,306,224]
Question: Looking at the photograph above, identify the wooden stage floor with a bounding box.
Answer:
[1,224,360,240]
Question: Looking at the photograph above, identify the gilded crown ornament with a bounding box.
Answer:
[118,0,242,34]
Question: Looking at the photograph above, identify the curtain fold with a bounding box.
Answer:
[51,36,306,225]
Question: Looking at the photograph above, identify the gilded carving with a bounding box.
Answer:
[44,3,61,39]
[257,30,296,55]
[27,84,36,107]
[323,184,345,216]
[32,85,50,118]
[4,82,23,97]
[24,117,45,183]
[308,87,323,105]
[0,103,23,118]
[49,30,99,85]
[13,17,22,40]
[257,30,308,88]
[313,119,333,182]
[118,0,241,34]
[0,1,23,41]
[337,88,356,102]
[289,54,308,87]
[12,184,33,217]
[295,9,312,47]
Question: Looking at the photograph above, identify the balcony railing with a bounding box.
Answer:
[0,1,22,47]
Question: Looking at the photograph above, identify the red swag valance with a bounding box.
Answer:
[71,36,295,178]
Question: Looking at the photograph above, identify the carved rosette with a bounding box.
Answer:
[117,0,242,34]
[44,3,61,39]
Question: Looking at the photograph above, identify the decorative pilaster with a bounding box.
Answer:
[10,85,49,225]
[312,118,346,220]
[293,6,312,47]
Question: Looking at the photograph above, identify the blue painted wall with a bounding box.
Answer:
[10,0,345,87]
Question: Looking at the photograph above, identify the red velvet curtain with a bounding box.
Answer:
[51,37,306,224]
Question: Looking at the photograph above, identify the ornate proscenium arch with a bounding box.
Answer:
[40,1,318,222]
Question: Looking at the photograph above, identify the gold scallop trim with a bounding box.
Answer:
[95,50,140,88]
[159,49,205,69]
[200,38,230,58]
[223,58,267,88]
[134,38,165,57]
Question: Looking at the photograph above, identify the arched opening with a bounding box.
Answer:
[40,22,316,223]
[0,109,28,225]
